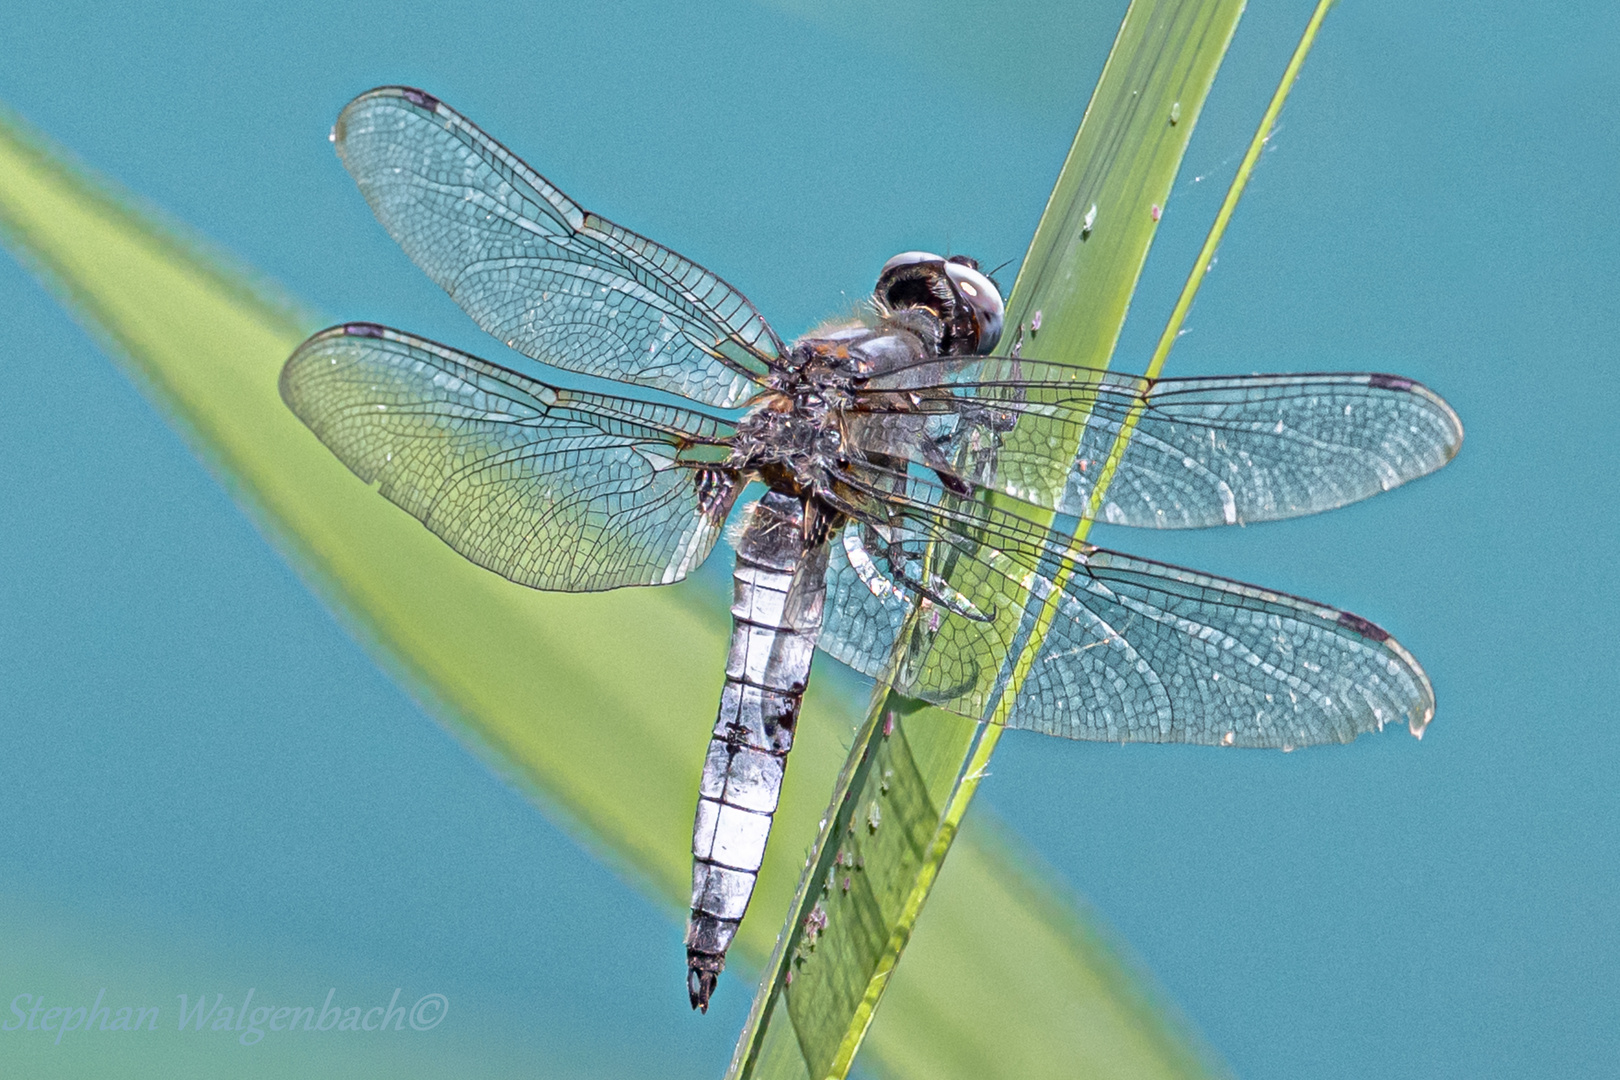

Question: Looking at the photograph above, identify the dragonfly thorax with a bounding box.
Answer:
[734,316,943,496]
[730,388,844,494]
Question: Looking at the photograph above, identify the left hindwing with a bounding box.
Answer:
[281,323,739,591]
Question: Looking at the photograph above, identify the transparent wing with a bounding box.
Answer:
[280,323,741,591]
[818,472,1434,747]
[821,524,914,679]
[850,362,1463,527]
[332,86,783,408]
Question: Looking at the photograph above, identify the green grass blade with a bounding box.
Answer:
[0,99,1222,1078]
[726,3,1249,1077]
[970,9,1340,987]
[903,4,1338,1075]
[1003,0,1341,755]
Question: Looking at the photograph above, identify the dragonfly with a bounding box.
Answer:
[280,86,1463,1012]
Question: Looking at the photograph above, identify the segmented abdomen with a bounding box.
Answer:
[686,491,828,1010]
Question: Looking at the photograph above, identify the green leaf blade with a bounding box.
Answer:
[1004,0,1243,372]
[727,2,1249,1077]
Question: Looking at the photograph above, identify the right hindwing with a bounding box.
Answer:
[818,469,1434,748]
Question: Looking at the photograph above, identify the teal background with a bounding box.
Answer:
[2,1,1616,1077]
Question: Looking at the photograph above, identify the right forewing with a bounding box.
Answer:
[852,364,1463,527]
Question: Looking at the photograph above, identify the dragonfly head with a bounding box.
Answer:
[874,251,1004,356]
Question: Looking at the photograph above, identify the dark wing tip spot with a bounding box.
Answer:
[343,322,387,338]
[1366,373,1415,391]
[398,86,442,111]
[1337,610,1391,642]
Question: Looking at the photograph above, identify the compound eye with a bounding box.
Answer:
[943,262,1004,355]
[878,250,946,280]
[875,251,1003,355]
[875,251,954,323]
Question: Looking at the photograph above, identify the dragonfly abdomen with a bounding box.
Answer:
[687,490,829,1011]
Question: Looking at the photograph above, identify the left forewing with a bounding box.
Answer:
[331,87,782,408]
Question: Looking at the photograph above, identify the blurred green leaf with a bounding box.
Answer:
[0,83,1221,1078]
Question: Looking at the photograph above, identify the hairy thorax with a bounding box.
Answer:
[728,312,942,498]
